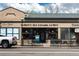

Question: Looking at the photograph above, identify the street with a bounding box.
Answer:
[0,46,79,56]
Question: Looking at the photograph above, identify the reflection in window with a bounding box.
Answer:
[61,28,75,40]
[0,28,19,39]
[13,28,19,39]
[61,28,69,40]
[13,28,19,33]
[1,28,6,36]
[7,28,12,33]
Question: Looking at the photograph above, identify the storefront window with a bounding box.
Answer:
[13,28,19,39]
[61,28,69,40]
[0,28,19,39]
[22,28,47,43]
[48,28,58,44]
[22,28,33,39]
[7,34,12,37]
[61,28,75,40]
[0,28,6,36]
[7,28,12,33]
[13,28,19,33]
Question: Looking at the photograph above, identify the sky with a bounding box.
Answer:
[1,0,79,3]
[0,3,79,13]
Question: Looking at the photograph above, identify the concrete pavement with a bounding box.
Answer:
[0,46,79,56]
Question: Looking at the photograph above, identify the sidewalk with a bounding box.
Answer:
[14,45,79,49]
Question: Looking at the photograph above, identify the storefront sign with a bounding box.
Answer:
[22,23,58,27]
[1,23,13,26]
[1,23,79,28]
[72,24,79,27]
[1,23,21,27]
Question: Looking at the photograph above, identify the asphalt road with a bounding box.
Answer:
[0,46,79,56]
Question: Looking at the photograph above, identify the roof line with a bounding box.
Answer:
[0,7,26,14]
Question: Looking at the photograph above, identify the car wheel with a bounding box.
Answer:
[2,41,9,48]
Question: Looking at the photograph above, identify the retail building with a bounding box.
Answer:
[0,7,79,47]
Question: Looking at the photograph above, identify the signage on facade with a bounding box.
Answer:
[22,23,79,28]
[22,23,58,27]
[1,23,79,28]
[72,24,79,27]
[1,23,21,27]
[1,23,13,26]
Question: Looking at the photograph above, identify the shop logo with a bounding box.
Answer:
[72,24,79,27]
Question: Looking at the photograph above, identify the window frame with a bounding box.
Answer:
[0,28,20,39]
